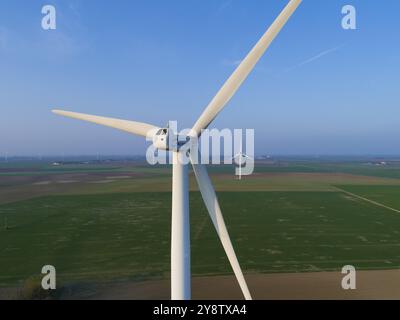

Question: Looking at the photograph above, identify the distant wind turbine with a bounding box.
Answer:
[52,0,302,300]
[233,139,253,180]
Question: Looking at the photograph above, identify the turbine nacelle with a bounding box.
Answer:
[152,128,170,151]
[152,126,191,152]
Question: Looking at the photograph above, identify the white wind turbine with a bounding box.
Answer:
[52,0,302,300]
[233,139,253,180]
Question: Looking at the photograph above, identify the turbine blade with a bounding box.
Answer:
[191,0,302,137]
[52,109,160,138]
[190,157,252,300]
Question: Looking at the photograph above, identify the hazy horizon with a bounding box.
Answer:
[3,153,400,160]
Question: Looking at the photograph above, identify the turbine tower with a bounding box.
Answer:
[52,0,302,300]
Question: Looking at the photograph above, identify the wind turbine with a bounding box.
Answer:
[233,138,253,180]
[52,0,302,300]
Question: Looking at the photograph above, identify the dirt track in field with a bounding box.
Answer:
[59,269,400,300]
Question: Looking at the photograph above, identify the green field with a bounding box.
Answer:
[1,159,400,288]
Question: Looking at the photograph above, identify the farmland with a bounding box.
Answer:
[1,157,400,298]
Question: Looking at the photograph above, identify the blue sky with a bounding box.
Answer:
[1,0,400,156]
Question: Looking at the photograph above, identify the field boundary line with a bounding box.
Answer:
[194,215,209,240]
[335,187,400,214]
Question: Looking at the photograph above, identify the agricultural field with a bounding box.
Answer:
[1,157,400,298]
